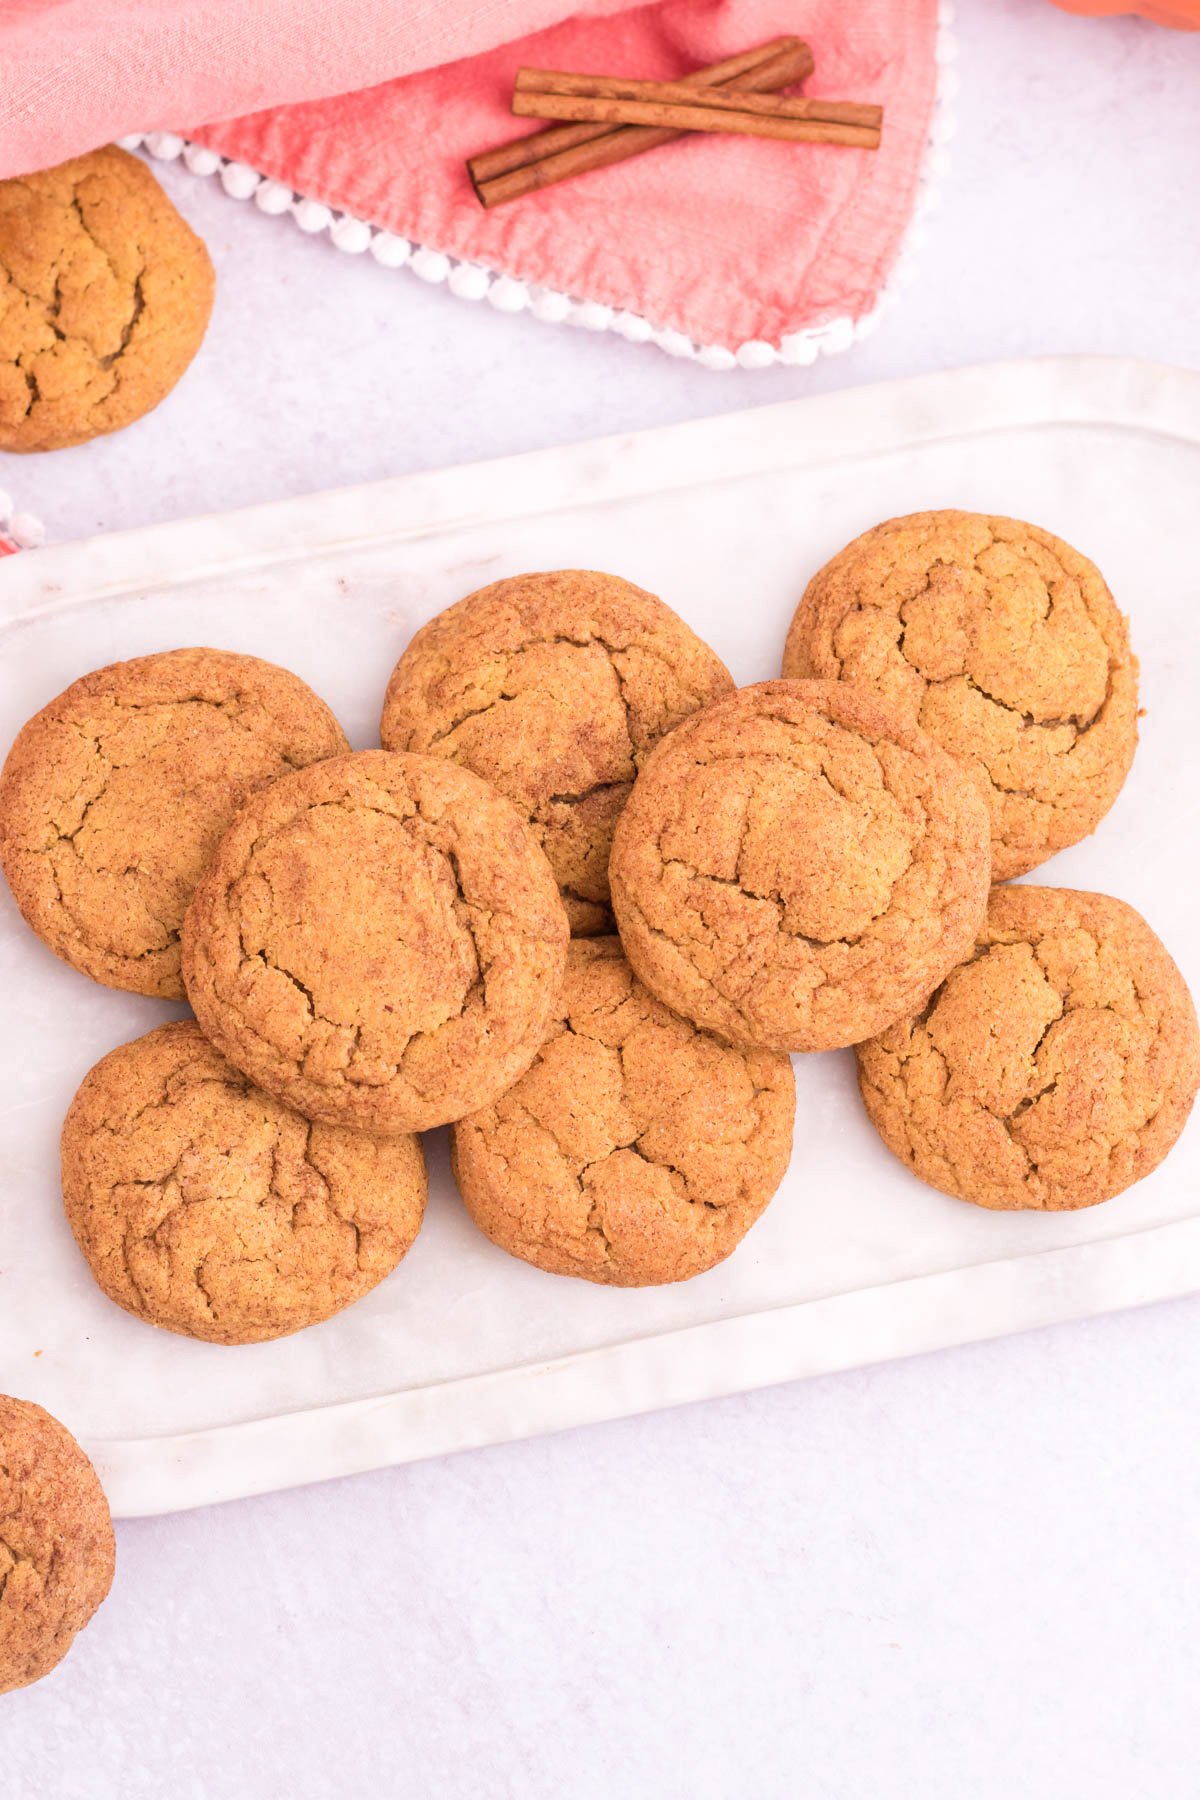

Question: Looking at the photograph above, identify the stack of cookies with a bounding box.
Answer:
[0,518,1196,1364]
[779,512,1199,1213]
[0,574,791,1342]
[2,514,1199,1694]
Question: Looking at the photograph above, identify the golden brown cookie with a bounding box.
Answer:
[182,749,569,1134]
[452,937,795,1285]
[0,147,214,453]
[61,1020,427,1344]
[0,647,349,999]
[0,1396,115,1694]
[380,570,734,935]
[609,679,991,1054]
[782,511,1138,881]
[857,885,1200,1211]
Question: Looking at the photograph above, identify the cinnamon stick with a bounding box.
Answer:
[515,69,881,132]
[513,91,881,149]
[469,38,814,209]
[470,38,812,186]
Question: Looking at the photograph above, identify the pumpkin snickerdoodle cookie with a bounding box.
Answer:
[182,749,569,1134]
[61,1020,428,1345]
[783,511,1139,881]
[0,147,214,453]
[452,937,795,1286]
[857,886,1200,1212]
[380,570,734,935]
[609,680,991,1054]
[0,1396,115,1693]
[0,648,349,999]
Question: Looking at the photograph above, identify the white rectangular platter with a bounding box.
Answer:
[2,355,1198,1518]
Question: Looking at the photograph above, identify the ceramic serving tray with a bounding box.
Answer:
[2,355,1197,1518]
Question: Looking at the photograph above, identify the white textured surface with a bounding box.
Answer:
[3,3,1200,1795]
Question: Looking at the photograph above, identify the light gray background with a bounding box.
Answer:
[3,2,1200,1795]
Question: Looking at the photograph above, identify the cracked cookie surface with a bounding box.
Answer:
[857,885,1200,1211]
[0,147,214,453]
[61,1020,427,1344]
[782,511,1138,881]
[182,749,569,1133]
[452,937,794,1285]
[0,647,350,998]
[609,680,992,1054]
[0,1396,114,1694]
[380,570,734,935]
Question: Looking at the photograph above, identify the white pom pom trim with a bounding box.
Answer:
[448,263,491,302]
[255,180,294,216]
[696,345,737,372]
[735,340,776,371]
[655,329,694,358]
[128,9,955,373]
[293,198,333,235]
[612,310,653,343]
[572,301,613,333]
[331,215,372,254]
[530,288,571,325]
[488,276,530,314]
[370,234,413,268]
[183,144,222,178]
[221,162,261,201]
[410,247,450,284]
[8,512,45,549]
[370,233,411,269]
[0,491,46,550]
[144,131,184,162]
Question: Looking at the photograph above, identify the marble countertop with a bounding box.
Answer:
[4,3,1200,1796]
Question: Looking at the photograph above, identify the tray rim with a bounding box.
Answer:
[95,1217,1200,1517]
[4,352,1199,1517]
[4,354,1200,625]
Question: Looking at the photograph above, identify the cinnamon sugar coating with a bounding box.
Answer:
[857,885,1200,1211]
[62,1021,427,1344]
[452,937,794,1285]
[783,511,1138,880]
[0,1397,114,1693]
[609,680,991,1053]
[381,570,734,934]
[182,750,569,1133]
[0,648,349,998]
[0,148,213,453]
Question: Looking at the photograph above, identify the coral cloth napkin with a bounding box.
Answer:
[0,0,943,356]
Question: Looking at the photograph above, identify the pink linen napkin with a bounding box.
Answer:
[1,0,943,357]
[0,0,632,181]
